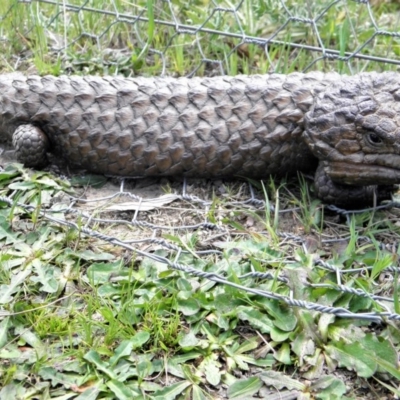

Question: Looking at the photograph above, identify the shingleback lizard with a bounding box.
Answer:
[1,71,400,206]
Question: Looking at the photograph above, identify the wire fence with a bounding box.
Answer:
[1,0,400,75]
[1,0,400,325]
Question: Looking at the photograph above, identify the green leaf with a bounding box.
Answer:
[16,328,47,359]
[311,375,346,400]
[70,174,108,188]
[237,307,273,333]
[0,216,20,244]
[262,300,297,331]
[275,342,292,365]
[291,332,315,366]
[75,386,101,400]
[8,181,36,190]
[107,380,134,399]
[131,331,151,348]
[0,268,32,304]
[109,340,135,366]
[83,350,117,379]
[179,332,199,348]
[153,381,191,400]
[203,356,221,386]
[177,297,200,316]
[259,370,305,390]
[86,261,122,284]
[0,317,10,348]
[227,376,263,399]
[30,261,59,293]
[191,385,207,400]
[325,341,375,378]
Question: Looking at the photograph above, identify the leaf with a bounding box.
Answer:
[83,350,117,379]
[0,216,20,244]
[107,380,134,399]
[0,268,32,304]
[70,174,108,188]
[131,331,151,348]
[109,340,135,367]
[311,375,346,400]
[31,261,59,293]
[179,332,199,348]
[291,332,315,366]
[75,386,101,400]
[191,385,207,400]
[177,297,200,316]
[152,381,191,400]
[39,366,81,388]
[275,342,291,365]
[227,376,263,399]
[259,370,305,391]
[202,356,221,386]
[8,181,36,190]
[108,333,150,367]
[61,248,115,262]
[0,317,10,348]
[262,300,297,332]
[237,307,273,333]
[325,333,399,379]
[325,341,376,378]
[86,261,122,284]
[16,328,47,359]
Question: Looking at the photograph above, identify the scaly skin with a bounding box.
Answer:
[1,72,399,205]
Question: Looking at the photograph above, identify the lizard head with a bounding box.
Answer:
[304,72,400,188]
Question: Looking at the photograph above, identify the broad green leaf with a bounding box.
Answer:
[0,346,22,359]
[171,351,203,364]
[325,342,375,378]
[153,380,191,400]
[270,327,291,342]
[237,307,273,333]
[107,380,134,399]
[75,386,101,400]
[0,268,32,304]
[202,356,221,386]
[137,360,153,379]
[259,370,305,390]
[0,317,10,347]
[8,181,36,190]
[177,297,200,316]
[227,376,263,399]
[70,174,108,188]
[326,333,399,379]
[31,261,59,293]
[179,332,199,348]
[109,340,135,366]
[131,331,151,348]
[311,375,346,400]
[261,300,297,331]
[0,216,20,244]
[16,328,46,359]
[291,332,315,366]
[38,367,82,388]
[84,350,117,379]
[86,261,122,284]
[192,385,207,400]
[274,342,292,365]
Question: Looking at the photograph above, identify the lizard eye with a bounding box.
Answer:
[366,132,383,146]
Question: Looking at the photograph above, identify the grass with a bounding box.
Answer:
[1,0,400,399]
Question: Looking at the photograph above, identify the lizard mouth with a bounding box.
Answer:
[323,161,400,186]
